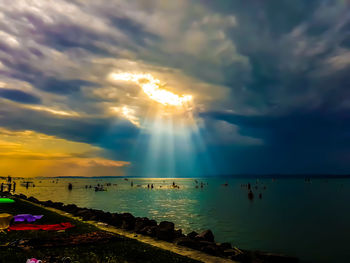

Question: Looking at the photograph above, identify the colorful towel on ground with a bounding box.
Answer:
[0,213,13,230]
[14,214,43,222]
[8,222,74,231]
[0,198,14,203]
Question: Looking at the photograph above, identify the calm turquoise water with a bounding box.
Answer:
[14,177,350,263]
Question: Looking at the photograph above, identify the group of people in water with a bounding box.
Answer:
[195,180,207,189]
[79,180,182,191]
[241,181,265,201]
[0,176,16,193]
[81,183,108,191]
[66,179,284,202]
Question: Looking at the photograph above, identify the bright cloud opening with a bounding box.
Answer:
[109,72,193,106]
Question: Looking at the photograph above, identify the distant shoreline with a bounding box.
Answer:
[3,174,350,179]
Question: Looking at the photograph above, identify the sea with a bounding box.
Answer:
[11,177,350,263]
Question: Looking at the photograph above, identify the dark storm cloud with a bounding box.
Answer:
[0,89,41,104]
[202,110,350,146]
[110,16,160,46]
[34,77,97,94]
[35,23,115,56]
[201,108,350,174]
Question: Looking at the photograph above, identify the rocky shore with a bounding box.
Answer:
[11,193,298,263]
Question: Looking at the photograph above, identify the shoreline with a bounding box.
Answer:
[4,192,299,263]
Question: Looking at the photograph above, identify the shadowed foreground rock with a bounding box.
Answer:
[156,221,175,241]
[195,229,215,242]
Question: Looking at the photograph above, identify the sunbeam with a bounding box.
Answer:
[110,71,211,177]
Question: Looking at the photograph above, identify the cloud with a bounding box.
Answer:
[34,77,97,94]
[0,100,139,151]
[202,109,350,153]
[68,158,129,168]
[0,0,350,175]
[0,127,129,177]
[0,88,41,104]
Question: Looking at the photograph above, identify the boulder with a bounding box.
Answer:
[187,231,198,239]
[108,213,123,227]
[28,196,39,203]
[199,240,215,247]
[44,200,54,207]
[230,249,252,262]
[99,212,112,223]
[174,229,183,239]
[217,242,232,251]
[51,202,64,209]
[174,237,201,250]
[201,243,221,256]
[75,209,95,221]
[134,217,155,233]
[223,248,242,257]
[19,194,27,199]
[62,204,78,214]
[156,221,175,241]
[90,209,107,221]
[121,213,135,230]
[140,225,157,237]
[196,229,215,242]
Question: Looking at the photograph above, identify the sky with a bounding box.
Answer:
[0,0,350,177]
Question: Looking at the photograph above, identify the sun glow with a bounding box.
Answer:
[110,72,192,106]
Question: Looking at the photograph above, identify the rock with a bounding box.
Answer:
[223,248,242,257]
[230,249,252,262]
[187,231,198,239]
[199,240,215,247]
[174,237,201,250]
[108,213,123,227]
[44,200,54,206]
[196,229,215,242]
[156,221,175,241]
[99,212,112,223]
[62,204,78,214]
[90,209,107,221]
[140,225,157,237]
[217,242,232,251]
[149,219,157,226]
[19,194,27,199]
[51,202,64,209]
[75,209,95,221]
[255,252,299,263]
[201,243,221,256]
[135,217,155,233]
[28,196,39,203]
[174,229,183,239]
[121,213,135,230]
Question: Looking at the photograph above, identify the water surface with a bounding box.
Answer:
[13,177,350,263]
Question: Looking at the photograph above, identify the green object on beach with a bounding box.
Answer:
[0,198,15,203]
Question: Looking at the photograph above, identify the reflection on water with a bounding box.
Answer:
[14,177,350,263]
